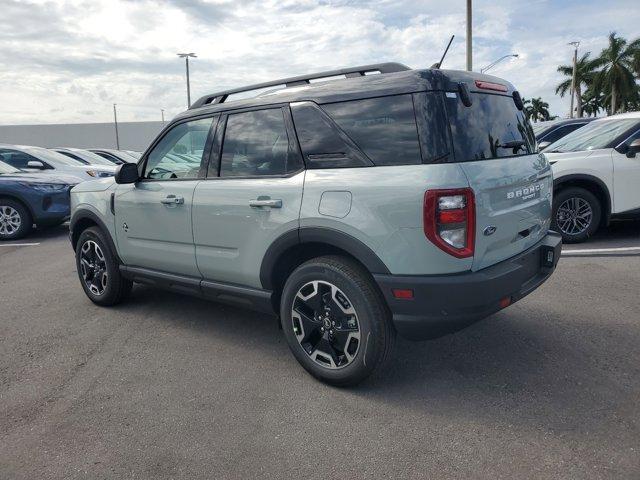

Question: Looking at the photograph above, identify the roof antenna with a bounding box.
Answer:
[431,35,455,69]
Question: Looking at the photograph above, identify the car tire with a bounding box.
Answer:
[280,255,395,386]
[75,226,132,306]
[552,187,601,243]
[0,199,32,241]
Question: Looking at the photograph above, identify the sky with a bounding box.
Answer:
[1,0,639,125]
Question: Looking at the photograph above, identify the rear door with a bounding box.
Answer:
[192,106,304,289]
[114,116,216,277]
[444,87,552,270]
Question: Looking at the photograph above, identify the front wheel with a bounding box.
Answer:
[280,255,395,386]
[552,187,601,243]
[75,226,132,306]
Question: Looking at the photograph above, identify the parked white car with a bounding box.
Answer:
[0,144,116,182]
[544,112,640,242]
[53,147,120,167]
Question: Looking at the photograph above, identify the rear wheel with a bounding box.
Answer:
[75,227,132,306]
[552,187,601,243]
[280,255,395,386]
[0,200,32,241]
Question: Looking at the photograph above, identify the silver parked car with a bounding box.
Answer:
[69,63,561,386]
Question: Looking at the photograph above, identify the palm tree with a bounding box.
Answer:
[592,32,640,114]
[582,87,606,117]
[556,52,600,117]
[524,97,551,122]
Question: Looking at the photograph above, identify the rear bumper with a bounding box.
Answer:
[374,232,562,340]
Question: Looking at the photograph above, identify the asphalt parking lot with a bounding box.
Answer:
[1,222,639,479]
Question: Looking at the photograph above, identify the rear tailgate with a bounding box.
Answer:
[443,79,552,271]
[458,156,552,270]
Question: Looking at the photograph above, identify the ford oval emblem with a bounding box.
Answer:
[483,225,497,236]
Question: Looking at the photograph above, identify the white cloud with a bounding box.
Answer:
[0,0,638,124]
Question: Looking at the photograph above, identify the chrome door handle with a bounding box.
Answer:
[249,198,282,208]
[160,195,184,205]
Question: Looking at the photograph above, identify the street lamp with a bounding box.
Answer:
[177,52,197,108]
[480,54,519,73]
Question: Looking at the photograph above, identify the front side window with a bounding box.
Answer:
[220,108,294,177]
[144,117,214,180]
[322,95,422,166]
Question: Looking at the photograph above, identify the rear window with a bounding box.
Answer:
[321,95,422,166]
[445,92,535,161]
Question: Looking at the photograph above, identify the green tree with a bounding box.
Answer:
[593,32,640,114]
[582,87,606,117]
[524,97,551,122]
[556,52,600,117]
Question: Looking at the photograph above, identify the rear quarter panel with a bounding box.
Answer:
[300,164,473,275]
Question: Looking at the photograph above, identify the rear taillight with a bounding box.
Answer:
[423,188,475,258]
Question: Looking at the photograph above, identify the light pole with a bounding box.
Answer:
[161,109,165,125]
[113,103,120,149]
[568,41,580,118]
[480,54,519,74]
[177,52,197,108]
[466,0,472,71]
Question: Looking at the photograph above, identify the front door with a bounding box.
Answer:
[192,107,305,289]
[612,129,640,214]
[115,116,217,277]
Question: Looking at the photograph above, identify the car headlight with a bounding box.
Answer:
[86,170,98,177]
[98,171,114,177]
[19,182,68,192]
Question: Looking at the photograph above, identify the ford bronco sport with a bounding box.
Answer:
[70,63,561,386]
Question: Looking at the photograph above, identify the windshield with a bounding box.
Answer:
[0,160,20,174]
[26,147,84,166]
[546,118,640,153]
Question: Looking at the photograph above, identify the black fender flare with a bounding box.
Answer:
[259,227,390,290]
[69,209,122,263]
[553,174,612,221]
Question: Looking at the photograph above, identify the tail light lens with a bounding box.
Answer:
[424,188,475,258]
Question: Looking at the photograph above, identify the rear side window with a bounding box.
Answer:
[322,95,422,166]
[445,92,535,161]
[220,108,297,177]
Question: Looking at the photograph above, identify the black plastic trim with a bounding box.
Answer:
[374,232,562,340]
[259,227,390,290]
[69,209,122,264]
[119,265,275,314]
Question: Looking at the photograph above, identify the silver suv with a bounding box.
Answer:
[70,63,561,386]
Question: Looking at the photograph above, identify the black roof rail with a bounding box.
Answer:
[189,62,411,110]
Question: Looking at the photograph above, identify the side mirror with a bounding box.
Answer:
[538,141,551,151]
[115,162,140,184]
[626,139,640,158]
[26,160,45,169]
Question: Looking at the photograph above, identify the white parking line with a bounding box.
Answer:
[0,242,41,247]
[563,246,640,255]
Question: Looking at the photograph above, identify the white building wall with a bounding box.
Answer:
[0,121,165,151]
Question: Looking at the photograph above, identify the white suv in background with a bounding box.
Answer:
[544,112,640,243]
